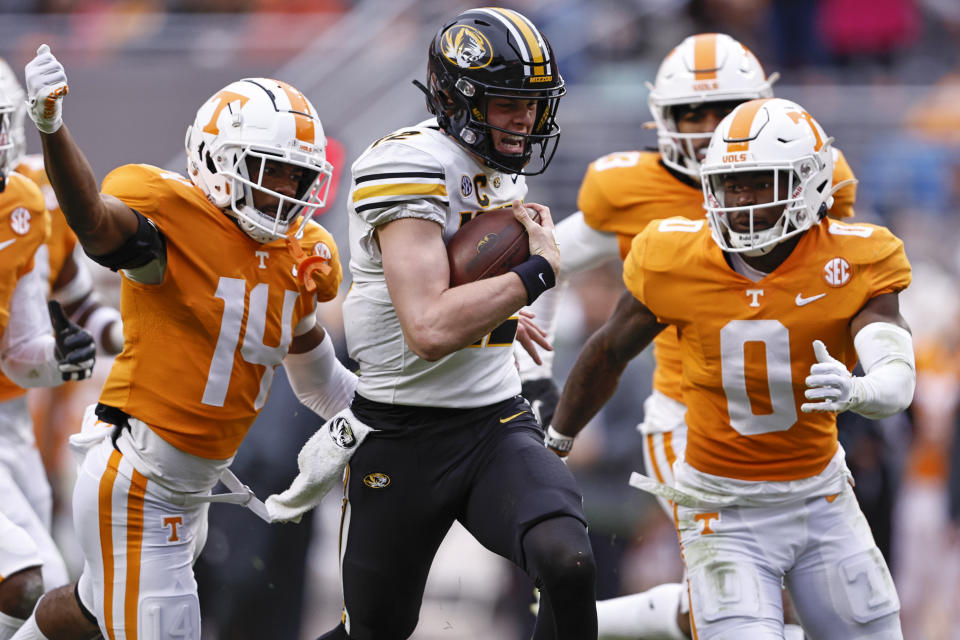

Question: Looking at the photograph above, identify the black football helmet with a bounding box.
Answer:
[416,7,565,175]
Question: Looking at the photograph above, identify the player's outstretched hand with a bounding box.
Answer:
[48,301,95,381]
[801,340,860,414]
[25,44,69,134]
[513,200,560,277]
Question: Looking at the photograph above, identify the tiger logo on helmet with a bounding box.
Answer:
[441,25,493,70]
[184,78,334,243]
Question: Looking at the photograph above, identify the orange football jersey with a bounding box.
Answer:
[578,149,857,405]
[0,173,52,402]
[98,164,342,460]
[623,217,910,481]
[15,154,77,289]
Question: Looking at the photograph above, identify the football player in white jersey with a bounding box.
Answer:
[0,81,95,639]
[12,46,355,640]
[315,8,596,640]
[525,33,858,639]
[552,98,910,638]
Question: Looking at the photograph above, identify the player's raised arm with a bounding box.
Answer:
[547,289,666,456]
[25,45,139,256]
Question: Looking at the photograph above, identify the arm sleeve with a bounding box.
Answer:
[0,268,62,388]
[284,330,358,420]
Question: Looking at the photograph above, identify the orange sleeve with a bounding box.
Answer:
[867,230,912,296]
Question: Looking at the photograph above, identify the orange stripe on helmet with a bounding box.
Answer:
[692,33,718,80]
[725,98,771,152]
[274,79,316,144]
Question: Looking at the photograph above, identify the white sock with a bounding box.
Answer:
[0,611,25,640]
[7,614,49,640]
[597,583,687,640]
[784,623,805,640]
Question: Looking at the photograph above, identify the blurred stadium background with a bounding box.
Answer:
[3,0,960,638]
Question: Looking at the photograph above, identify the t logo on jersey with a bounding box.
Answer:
[694,512,720,535]
[163,516,183,542]
[745,289,764,307]
[823,257,851,287]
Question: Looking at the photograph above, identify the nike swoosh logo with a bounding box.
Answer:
[499,411,528,423]
[538,272,546,286]
[825,492,840,503]
[795,293,826,307]
[0,239,15,251]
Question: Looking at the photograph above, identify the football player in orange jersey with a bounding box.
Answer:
[0,82,96,640]
[551,98,912,638]
[522,33,858,639]
[12,45,356,640]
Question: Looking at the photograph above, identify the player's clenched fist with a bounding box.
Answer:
[25,44,69,134]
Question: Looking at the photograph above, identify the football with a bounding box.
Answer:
[447,207,539,286]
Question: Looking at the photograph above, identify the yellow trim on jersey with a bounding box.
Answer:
[352,182,448,202]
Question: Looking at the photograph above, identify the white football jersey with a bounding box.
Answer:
[344,118,527,407]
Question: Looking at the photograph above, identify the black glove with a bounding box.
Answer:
[48,300,96,381]
[521,377,560,427]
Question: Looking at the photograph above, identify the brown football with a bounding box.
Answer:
[447,207,539,286]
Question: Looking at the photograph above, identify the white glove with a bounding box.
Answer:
[801,340,861,414]
[24,44,69,134]
[265,408,373,523]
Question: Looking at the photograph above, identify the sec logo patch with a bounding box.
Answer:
[823,257,851,287]
[10,208,31,235]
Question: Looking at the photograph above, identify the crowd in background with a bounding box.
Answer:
[3,1,960,638]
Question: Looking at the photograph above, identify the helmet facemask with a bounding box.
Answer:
[704,169,814,256]
[225,148,331,243]
[428,73,563,175]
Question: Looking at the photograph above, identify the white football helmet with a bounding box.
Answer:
[701,98,835,256]
[185,78,333,243]
[648,33,776,177]
[0,56,26,177]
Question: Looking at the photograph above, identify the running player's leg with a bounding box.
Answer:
[72,441,203,639]
[787,483,902,640]
[462,405,596,640]
[677,501,790,638]
[322,431,454,640]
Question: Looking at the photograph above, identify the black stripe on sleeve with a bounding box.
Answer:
[355,199,450,214]
[355,171,445,184]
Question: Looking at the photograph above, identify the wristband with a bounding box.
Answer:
[510,255,555,305]
[545,425,574,457]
